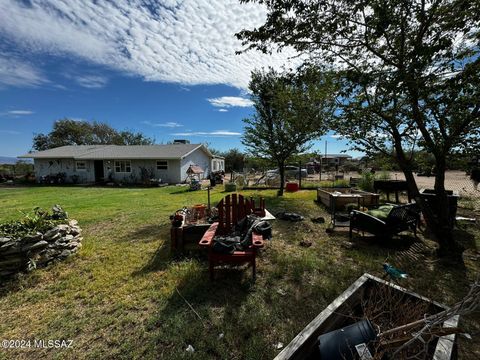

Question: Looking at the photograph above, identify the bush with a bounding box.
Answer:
[0,205,68,240]
[377,171,391,181]
[317,179,350,188]
[358,171,375,192]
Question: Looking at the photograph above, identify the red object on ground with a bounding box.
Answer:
[285,182,299,192]
[199,194,266,280]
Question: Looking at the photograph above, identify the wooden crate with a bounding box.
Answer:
[275,273,458,360]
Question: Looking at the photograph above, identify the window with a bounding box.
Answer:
[115,160,131,173]
[76,161,86,171]
[156,160,168,170]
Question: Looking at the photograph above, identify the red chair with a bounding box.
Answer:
[199,194,265,280]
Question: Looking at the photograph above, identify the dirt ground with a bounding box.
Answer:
[387,170,479,198]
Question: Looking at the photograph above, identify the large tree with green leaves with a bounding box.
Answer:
[33,119,154,151]
[237,0,480,254]
[243,68,336,195]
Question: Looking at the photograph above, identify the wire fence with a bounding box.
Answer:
[228,165,480,222]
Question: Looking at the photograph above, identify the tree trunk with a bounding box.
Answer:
[278,161,285,196]
[396,149,458,256]
[432,158,458,256]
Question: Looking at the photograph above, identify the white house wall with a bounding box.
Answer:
[180,149,211,182]
[34,158,182,184]
[103,159,181,184]
[34,159,95,183]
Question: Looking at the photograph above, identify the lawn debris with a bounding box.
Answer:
[275,211,304,222]
[186,344,195,353]
[339,240,355,249]
[311,216,325,224]
[299,240,312,247]
[382,263,408,280]
[176,287,207,326]
[276,288,287,296]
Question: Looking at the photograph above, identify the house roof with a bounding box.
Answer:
[19,144,212,160]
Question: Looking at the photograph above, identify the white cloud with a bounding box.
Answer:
[3,110,34,116]
[208,96,254,108]
[0,0,299,89]
[143,121,183,128]
[73,75,108,89]
[218,109,228,112]
[330,134,343,139]
[0,57,47,88]
[172,130,241,137]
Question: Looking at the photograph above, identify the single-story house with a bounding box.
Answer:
[19,144,225,184]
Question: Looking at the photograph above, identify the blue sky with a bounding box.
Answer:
[0,0,359,158]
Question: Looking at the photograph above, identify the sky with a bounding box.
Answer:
[0,0,360,158]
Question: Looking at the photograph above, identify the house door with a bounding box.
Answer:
[94,160,104,182]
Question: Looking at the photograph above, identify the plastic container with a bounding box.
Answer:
[224,183,237,192]
[192,204,206,220]
[317,319,376,360]
[285,182,299,192]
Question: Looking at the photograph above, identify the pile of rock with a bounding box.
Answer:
[0,220,82,278]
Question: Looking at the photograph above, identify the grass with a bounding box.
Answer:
[0,185,479,359]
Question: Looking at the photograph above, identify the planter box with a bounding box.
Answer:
[275,273,458,360]
[374,180,412,202]
[317,188,380,211]
[419,189,459,228]
[171,223,211,252]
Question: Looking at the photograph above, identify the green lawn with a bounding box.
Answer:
[0,185,478,359]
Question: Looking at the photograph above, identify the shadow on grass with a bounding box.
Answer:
[147,264,254,358]
[118,223,169,243]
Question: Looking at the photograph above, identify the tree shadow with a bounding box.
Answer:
[118,223,169,243]
[146,263,254,357]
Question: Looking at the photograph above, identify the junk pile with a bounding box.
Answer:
[213,215,272,254]
[0,205,82,278]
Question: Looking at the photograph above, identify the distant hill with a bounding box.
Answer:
[0,156,32,165]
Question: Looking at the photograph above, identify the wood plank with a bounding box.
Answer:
[232,193,238,224]
[275,274,455,360]
[274,274,370,360]
[218,198,224,234]
[225,195,231,233]
[238,194,245,220]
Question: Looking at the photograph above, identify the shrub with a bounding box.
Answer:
[0,205,68,240]
[377,171,391,181]
[318,179,350,188]
[358,171,375,192]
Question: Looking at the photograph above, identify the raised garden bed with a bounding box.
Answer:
[374,180,412,203]
[317,187,380,211]
[275,273,458,360]
[419,189,460,229]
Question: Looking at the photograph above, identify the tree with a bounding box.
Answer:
[237,0,480,254]
[33,119,154,150]
[242,68,336,195]
[221,148,246,172]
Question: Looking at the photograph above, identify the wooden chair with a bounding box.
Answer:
[199,194,265,280]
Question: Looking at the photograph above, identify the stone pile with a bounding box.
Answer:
[0,220,82,278]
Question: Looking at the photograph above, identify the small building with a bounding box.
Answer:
[321,154,352,166]
[19,143,220,184]
[306,154,353,171]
